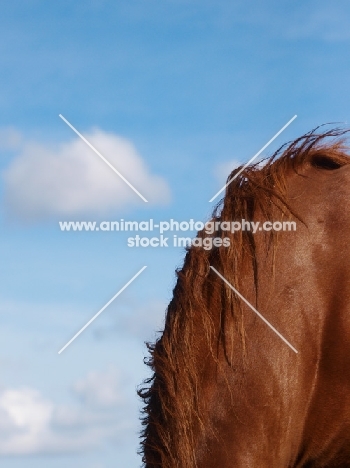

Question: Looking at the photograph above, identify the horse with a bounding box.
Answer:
[138,127,350,467]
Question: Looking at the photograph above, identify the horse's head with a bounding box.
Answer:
[139,126,350,468]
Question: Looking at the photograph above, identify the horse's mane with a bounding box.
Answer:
[138,126,350,468]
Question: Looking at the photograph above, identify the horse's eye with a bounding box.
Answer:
[311,155,342,170]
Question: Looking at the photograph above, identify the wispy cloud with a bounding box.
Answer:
[0,127,23,151]
[0,366,136,456]
[73,367,125,408]
[2,128,171,222]
[284,6,350,42]
[94,299,167,344]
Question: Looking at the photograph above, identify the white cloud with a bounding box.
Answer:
[0,387,56,455]
[0,367,136,456]
[0,388,53,432]
[2,129,171,222]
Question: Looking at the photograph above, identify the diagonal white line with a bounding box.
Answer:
[59,114,148,203]
[210,266,298,354]
[209,115,297,202]
[58,266,147,354]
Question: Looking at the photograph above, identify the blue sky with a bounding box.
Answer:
[1,1,350,467]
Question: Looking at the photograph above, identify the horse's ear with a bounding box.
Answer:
[311,155,342,170]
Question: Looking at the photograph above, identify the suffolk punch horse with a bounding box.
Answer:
[139,127,350,467]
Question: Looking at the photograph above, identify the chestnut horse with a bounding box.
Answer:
[139,128,350,467]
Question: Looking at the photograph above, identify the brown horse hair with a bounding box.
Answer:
[138,126,350,468]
